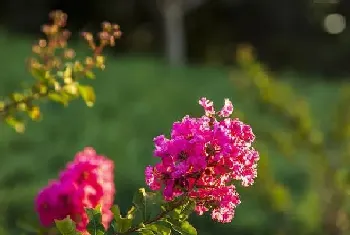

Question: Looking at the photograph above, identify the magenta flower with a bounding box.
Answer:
[35,147,115,232]
[145,97,259,223]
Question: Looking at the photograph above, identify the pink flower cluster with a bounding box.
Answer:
[35,147,115,233]
[145,97,259,223]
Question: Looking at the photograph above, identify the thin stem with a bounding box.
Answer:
[0,90,43,119]
[115,198,186,235]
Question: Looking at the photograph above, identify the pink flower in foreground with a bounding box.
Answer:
[35,147,115,232]
[145,97,259,223]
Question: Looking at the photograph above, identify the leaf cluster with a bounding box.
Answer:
[55,188,197,235]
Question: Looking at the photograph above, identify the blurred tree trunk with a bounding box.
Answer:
[162,0,186,66]
[160,0,207,66]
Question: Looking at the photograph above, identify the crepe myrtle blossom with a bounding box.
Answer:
[35,147,115,233]
[145,97,259,223]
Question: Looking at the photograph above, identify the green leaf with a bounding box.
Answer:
[5,116,25,133]
[31,66,46,81]
[78,85,96,107]
[111,205,134,233]
[11,93,25,102]
[167,220,197,235]
[85,205,105,235]
[133,188,147,220]
[132,188,162,221]
[127,205,137,219]
[85,70,96,79]
[137,229,156,235]
[48,93,69,106]
[179,200,195,221]
[144,222,171,235]
[118,217,133,232]
[111,205,122,218]
[167,199,195,222]
[55,217,80,235]
[104,219,118,235]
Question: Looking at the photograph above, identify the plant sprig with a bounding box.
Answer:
[0,10,122,133]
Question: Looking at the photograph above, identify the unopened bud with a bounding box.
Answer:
[113,30,122,39]
[112,24,120,31]
[17,102,27,111]
[29,106,41,121]
[99,31,109,41]
[15,123,25,133]
[64,49,75,59]
[102,22,112,31]
[82,32,94,42]
[32,45,41,54]
[39,39,47,48]
[85,57,94,66]
[95,56,105,69]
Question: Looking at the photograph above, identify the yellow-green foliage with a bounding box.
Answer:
[233,44,350,235]
[0,10,121,133]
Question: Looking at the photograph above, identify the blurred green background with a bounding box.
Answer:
[1,1,350,235]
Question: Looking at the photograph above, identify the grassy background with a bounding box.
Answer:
[0,32,344,235]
